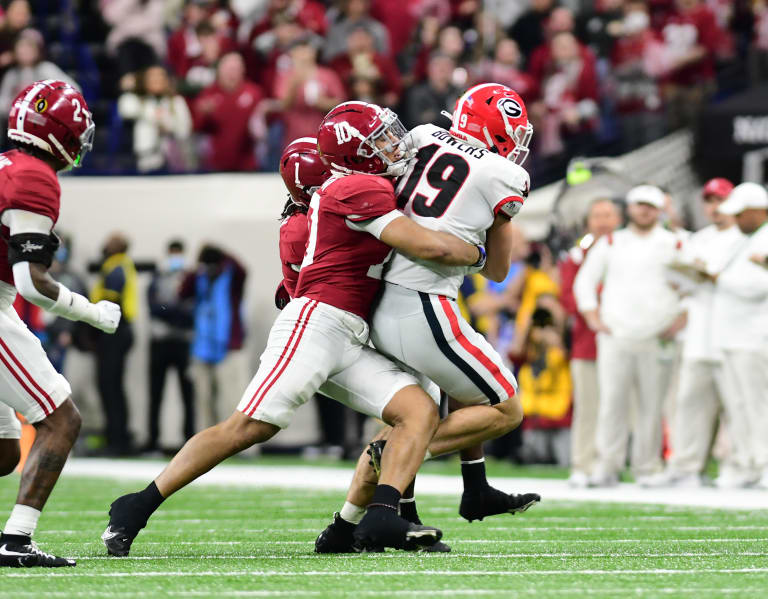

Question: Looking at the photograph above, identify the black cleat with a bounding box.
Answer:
[353,506,441,552]
[314,512,358,553]
[459,486,541,522]
[403,538,452,552]
[366,440,386,478]
[0,537,75,568]
[101,493,151,556]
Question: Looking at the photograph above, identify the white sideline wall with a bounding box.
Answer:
[56,173,554,449]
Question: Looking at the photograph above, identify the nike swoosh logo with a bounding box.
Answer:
[101,528,119,541]
[0,545,27,557]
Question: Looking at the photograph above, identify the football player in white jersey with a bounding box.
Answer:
[316,83,540,553]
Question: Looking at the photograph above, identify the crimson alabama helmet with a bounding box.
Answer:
[446,83,532,165]
[317,101,414,177]
[279,137,331,205]
[702,177,734,199]
[7,79,95,168]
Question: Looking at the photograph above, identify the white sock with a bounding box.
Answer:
[3,504,41,538]
[423,449,433,462]
[339,501,365,525]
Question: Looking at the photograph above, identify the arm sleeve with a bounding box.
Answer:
[4,209,54,235]
[345,210,404,240]
[717,263,768,300]
[574,236,609,312]
[480,162,530,219]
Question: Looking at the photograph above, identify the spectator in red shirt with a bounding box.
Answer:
[657,0,721,129]
[328,25,402,108]
[472,37,538,103]
[193,52,265,172]
[180,22,223,97]
[528,7,595,83]
[530,31,600,162]
[270,36,346,150]
[559,198,621,487]
[167,0,214,79]
[610,0,669,151]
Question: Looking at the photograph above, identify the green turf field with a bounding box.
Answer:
[1,471,766,598]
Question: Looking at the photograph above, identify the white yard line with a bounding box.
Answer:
[61,459,768,511]
[6,591,768,598]
[60,552,768,560]
[53,538,768,545]
[4,568,768,578]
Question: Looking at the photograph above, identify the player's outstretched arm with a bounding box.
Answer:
[481,214,517,282]
[14,261,121,334]
[6,210,121,334]
[379,216,483,267]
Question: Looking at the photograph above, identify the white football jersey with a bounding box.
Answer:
[384,123,530,297]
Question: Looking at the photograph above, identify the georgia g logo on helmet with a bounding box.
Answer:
[498,97,522,119]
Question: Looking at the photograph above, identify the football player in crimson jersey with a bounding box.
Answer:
[0,80,122,568]
[317,84,542,550]
[102,101,486,554]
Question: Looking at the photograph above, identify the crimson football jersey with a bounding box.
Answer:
[0,150,60,286]
[279,211,309,298]
[294,174,397,321]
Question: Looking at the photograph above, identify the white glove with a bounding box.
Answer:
[86,300,122,333]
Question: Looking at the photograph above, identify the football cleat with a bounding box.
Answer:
[459,486,541,522]
[0,538,75,568]
[353,506,441,552]
[403,538,452,552]
[101,493,150,556]
[366,439,386,478]
[314,512,358,554]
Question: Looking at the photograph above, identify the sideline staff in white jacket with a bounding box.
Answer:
[657,178,746,487]
[575,185,684,485]
[711,182,768,489]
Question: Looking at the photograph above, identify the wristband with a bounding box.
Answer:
[50,283,100,323]
[472,244,487,269]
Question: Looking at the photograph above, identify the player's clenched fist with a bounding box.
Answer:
[88,301,122,333]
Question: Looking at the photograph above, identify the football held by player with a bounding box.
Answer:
[0,80,122,568]
[102,101,487,554]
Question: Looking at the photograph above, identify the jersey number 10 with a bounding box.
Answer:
[397,144,470,218]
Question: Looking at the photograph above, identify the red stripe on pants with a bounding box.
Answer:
[0,342,50,416]
[248,300,319,417]
[242,299,314,415]
[0,337,57,413]
[437,295,516,397]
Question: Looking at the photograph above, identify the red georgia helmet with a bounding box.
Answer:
[7,79,95,168]
[447,83,532,165]
[702,177,734,199]
[279,137,331,205]
[317,101,413,177]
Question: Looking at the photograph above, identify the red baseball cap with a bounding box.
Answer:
[702,178,734,199]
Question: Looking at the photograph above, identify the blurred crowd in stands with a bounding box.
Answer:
[0,0,768,183]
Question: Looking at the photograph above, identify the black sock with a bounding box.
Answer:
[369,484,401,510]
[134,481,165,518]
[0,533,31,545]
[461,459,489,492]
[399,499,421,524]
